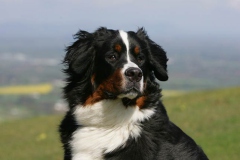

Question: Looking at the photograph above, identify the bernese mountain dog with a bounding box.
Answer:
[59,27,208,160]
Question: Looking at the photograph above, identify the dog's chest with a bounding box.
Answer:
[71,124,140,160]
[70,100,155,160]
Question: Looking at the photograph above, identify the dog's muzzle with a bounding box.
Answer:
[124,67,142,82]
[117,67,143,99]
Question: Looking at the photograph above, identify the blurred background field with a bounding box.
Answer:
[0,84,52,95]
[0,87,239,160]
[1,0,240,159]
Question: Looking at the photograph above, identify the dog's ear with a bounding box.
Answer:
[64,27,115,75]
[64,30,95,75]
[136,28,168,81]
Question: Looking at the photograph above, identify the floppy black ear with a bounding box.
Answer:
[136,28,168,81]
[64,30,95,75]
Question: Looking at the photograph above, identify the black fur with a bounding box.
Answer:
[59,27,208,160]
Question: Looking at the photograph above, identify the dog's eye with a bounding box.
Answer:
[106,54,117,62]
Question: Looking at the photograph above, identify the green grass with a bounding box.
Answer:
[164,87,240,160]
[0,87,239,160]
[0,116,63,160]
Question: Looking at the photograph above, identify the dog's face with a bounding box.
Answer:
[64,27,168,106]
[94,30,147,100]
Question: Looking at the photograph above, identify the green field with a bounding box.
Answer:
[0,87,239,160]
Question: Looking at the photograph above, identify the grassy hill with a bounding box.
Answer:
[0,87,239,160]
[164,87,240,160]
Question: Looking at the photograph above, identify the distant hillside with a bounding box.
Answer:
[0,87,239,160]
[1,36,240,89]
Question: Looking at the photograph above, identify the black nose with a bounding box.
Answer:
[125,67,143,82]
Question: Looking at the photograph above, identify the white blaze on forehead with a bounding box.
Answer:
[119,30,131,62]
[119,30,138,68]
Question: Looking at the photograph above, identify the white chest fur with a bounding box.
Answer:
[71,99,155,160]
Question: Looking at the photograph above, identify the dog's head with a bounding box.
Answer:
[64,27,168,106]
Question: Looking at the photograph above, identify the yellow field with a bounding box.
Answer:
[162,90,187,98]
[0,83,53,95]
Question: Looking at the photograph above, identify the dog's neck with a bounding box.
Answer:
[74,99,155,127]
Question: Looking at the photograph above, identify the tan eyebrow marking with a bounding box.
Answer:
[134,46,140,55]
[114,44,122,52]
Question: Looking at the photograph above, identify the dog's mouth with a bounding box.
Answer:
[103,88,140,101]
[123,87,141,95]
[117,86,141,99]
[101,80,142,100]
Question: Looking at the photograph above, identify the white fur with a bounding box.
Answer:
[119,30,130,62]
[118,30,144,97]
[117,92,139,99]
[71,99,155,160]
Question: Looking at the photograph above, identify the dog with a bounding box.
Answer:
[59,27,208,160]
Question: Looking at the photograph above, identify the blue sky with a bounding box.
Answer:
[0,0,239,88]
[0,0,240,50]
